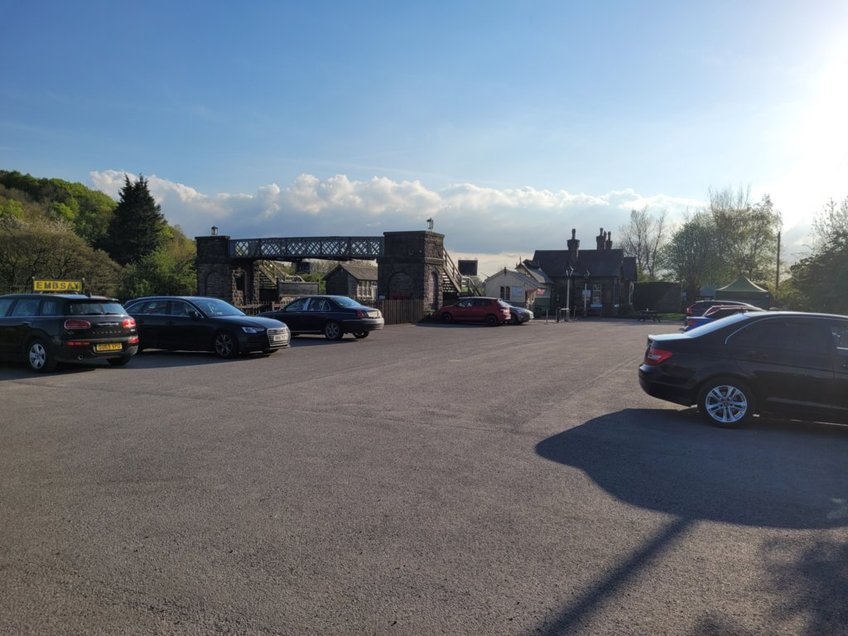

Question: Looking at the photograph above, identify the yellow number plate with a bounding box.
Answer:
[95,343,123,352]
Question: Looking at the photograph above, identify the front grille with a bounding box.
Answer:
[266,327,289,345]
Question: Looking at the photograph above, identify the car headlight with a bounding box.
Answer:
[242,326,263,334]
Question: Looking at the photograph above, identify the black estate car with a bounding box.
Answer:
[124,296,290,357]
[0,293,139,372]
[260,295,384,340]
[639,311,848,427]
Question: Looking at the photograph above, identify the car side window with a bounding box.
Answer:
[730,319,830,354]
[0,298,15,316]
[39,298,62,316]
[10,298,40,317]
[458,299,471,308]
[313,299,329,312]
[169,301,194,317]
[286,298,308,312]
[829,321,848,351]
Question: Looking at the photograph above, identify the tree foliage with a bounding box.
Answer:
[618,207,668,280]
[105,175,166,266]
[0,216,121,295]
[784,197,848,313]
[659,187,781,300]
[118,227,197,299]
[0,170,116,246]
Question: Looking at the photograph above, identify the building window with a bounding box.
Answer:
[499,286,510,301]
[592,283,602,305]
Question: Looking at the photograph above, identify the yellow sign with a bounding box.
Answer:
[33,279,84,292]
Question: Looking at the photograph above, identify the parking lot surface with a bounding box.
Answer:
[2,319,847,635]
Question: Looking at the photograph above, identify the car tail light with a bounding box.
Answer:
[122,317,136,329]
[64,319,91,330]
[644,346,673,365]
[128,335,139,344]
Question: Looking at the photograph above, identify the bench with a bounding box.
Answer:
[638,310,661,323]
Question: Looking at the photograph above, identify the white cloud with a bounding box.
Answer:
[91,170,777,276]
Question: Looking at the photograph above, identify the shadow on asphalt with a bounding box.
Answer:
[531,408,848,635]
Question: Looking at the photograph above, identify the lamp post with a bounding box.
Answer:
[583,270,591,317]
[565,267,574,321]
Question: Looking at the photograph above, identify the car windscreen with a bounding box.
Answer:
[192,298,245,317]
[68,301,126,315]
[332,296,366,309]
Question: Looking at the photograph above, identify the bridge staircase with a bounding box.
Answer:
[442,250,483,300]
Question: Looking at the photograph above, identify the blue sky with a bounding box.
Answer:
[2,0,847,275]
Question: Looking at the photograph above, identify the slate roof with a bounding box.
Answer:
[324,262,378,281]
[531,248,634,279]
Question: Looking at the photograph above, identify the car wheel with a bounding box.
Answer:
[107,355,133,367]
[485,314,499,326]
[353,331,369,339]
[213,331,239,358]
[26,338,58,373]
[324,321,343,341]
[697,377,755,427]
[441,312,453,323]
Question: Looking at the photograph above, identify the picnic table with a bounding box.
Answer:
[638,310,661,323]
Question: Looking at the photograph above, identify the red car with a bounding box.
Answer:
[439,297,511,325]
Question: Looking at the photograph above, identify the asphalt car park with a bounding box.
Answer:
[2,319,846,635]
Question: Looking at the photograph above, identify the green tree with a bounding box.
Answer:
[105,175,166,266]
[659,211,719,302]
[0,217,121,295]
[785,197,848,313]
[709,187,781,284]
[117,226,197,299]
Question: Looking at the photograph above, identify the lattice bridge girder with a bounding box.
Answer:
[229,236,385,260]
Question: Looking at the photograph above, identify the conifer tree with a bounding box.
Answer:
[105,174,166,265]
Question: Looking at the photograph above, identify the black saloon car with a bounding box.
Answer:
[639,311,848,427]
[260,295,384,340]
[124,296,289,357]
[0,293,139,372]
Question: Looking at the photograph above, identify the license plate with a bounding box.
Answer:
[95,343,123,352]
[272,334,285,342]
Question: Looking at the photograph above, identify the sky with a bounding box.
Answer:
[2,0,847,276]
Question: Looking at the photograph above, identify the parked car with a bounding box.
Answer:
[439,297,511,325]
[639,311,848,427]
[259,295,384,340]
[508,305,534,325]
[683,304,763,331]
[0,293,139,372]
[685,299,760,317]
[124,296,289,357]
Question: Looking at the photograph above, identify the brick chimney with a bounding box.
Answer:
[567,228,579,266]
[596,228,605,250]
[605,231,613,250]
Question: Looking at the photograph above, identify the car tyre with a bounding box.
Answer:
[485,314,499,326]
[107,355,133,367]
[441,312,453,323]
[213,331,239,358]
[324,321,343,341]
[26,338,58,373]
[697,377,755,428]
[353,331,369,339]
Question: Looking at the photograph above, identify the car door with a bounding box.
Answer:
[281,297,310,332]
[827,318,848,423]
[6,297,42,355]
[453,299,474,322]
[163,300,207,351]
[0,297,18,357]
[727,316,834,420]
[304,298,330,332]
[131,300,169,348]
